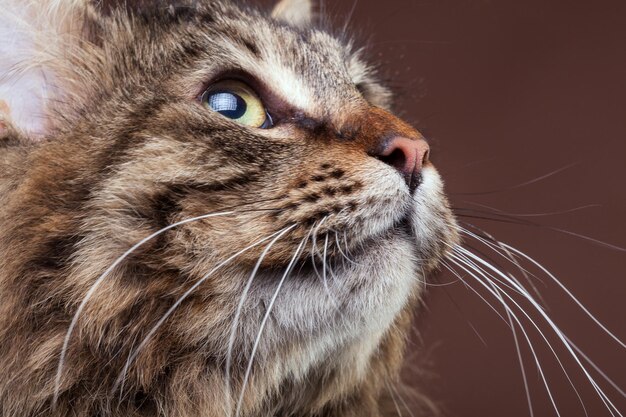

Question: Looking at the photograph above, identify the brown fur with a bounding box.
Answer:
[0,1,458,416]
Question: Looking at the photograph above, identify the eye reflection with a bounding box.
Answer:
[202,80,272,129]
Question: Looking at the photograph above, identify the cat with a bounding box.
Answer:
[0,0,458,416]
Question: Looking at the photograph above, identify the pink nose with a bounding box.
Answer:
[378,136,430,193]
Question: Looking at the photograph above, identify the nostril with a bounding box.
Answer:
[378,148,408,175]
[375,136,430,193]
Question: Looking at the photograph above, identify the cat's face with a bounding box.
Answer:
[0,0,457,414]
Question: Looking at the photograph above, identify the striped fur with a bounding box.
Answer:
[0,1,457,416]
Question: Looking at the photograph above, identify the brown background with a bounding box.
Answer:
[320,0,626,416]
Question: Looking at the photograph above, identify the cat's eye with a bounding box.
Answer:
[201,80,272,129]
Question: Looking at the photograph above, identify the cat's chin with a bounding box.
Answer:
[243,231,420,344]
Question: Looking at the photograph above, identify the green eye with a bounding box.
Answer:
[201,80,272,129]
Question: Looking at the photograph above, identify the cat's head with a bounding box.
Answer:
[0,0,457,415]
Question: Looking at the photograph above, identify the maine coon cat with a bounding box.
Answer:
[1,1,623,416]
[0,0,456,415]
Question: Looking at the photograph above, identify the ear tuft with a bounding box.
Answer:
[271,0,313,27]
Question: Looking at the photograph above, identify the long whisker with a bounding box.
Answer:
[441,261,510,326]
[453,246,622,416]
[391,381,417,417]
[458,223,546,303]
[451,251,595,417]
[308,221,345,313]
[309,217,329,286]
[452,163,577,196]
[454,208,626,252]
[459,225,626,394]
[234,236,308,417]
[445,257,560,415]
[341,0,359,35]
[446,255,565,416]
[334,230,361,266]
[450,252,536,417]
[224,224,297,417]
[505,295,535,417]
[461,200,601,218]
[113,227,292,396]
[564,335,626,398]
[497,242,626,350]
[53,207,269,406]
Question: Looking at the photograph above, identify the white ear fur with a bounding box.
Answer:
[0,0,87,139]
[271,0,313,27]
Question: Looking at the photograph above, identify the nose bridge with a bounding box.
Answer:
[335,106,430,194]
[349,107,423,153]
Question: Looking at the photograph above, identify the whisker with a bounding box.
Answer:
[470,259,536,417]
[460,224,626,395]
[505,296,535,417]
[235,235,308,417]
[498,242,626,350]
[452,163,578,196]
[454,208,626,252]
[53,207,269,406]
[442,261,510,327]
[460,223,547,297]
[341,0,359,35]
[112,226,293,396]
[461,200,601,218]
[452,246,622,416]
[446,255,565,417]
[564,334,626,399]
[334,230,361,266]
[451,250,591,415]
[309,217,329,288]
[322,234,340,306]
[436,263,488,346]
[385,380,405,417]
[224,224,297,417]
[309,219,344,314]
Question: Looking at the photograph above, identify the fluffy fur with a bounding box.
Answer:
[0,0,458,416]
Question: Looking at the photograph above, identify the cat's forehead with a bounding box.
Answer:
[222,18,359,111]
[168,4,367,118]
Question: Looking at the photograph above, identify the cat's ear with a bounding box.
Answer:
[271,0,313,27]
[0,0,93,141]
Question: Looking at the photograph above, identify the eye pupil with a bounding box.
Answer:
[201,80,272,129]
[208,92,247,119]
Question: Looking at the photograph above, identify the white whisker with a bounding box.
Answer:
[447,255,563,416]
[334,230,362,266]
[54,209,240,406]
[499,242,626,350]
[224,224,297,417]
[309,217,328,285]
[113,227,291,396]
[564,335,626,399]
[234,236,308,417]
[459,224,546,303]
[460,227,626,401]
[308,219,344,312]
[453,246,622,416]
[451,249,591,416]
[441,261,510,326]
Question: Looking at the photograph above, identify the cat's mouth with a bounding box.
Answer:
[297,213,415,272]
